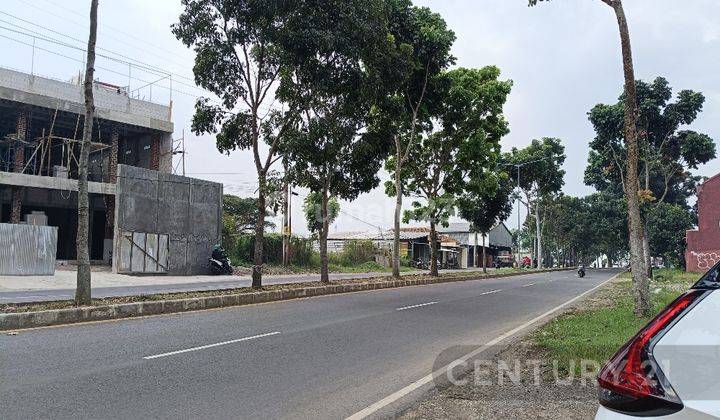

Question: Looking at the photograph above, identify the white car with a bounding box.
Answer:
[595,265,720,419]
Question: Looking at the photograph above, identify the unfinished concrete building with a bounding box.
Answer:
[0,68,222,275]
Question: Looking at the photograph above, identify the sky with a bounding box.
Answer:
[1,0,719,236]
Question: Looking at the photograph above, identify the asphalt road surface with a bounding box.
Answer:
[0,269,618,419]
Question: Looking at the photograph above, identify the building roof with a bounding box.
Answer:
[327,231,379,240]
[437,222,471,233]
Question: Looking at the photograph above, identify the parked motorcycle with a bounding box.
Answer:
[577,264,586,278]
[209,245,233,275]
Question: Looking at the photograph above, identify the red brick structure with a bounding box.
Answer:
[686,173,720,272]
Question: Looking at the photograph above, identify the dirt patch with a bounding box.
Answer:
[400,336,599,420]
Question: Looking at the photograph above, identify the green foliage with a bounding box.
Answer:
[221,194,277,251]
[336,240,377,266]
[172,0,297,155]
[280,0,396,203]
[302,192,340,234]
[457,171,514,235]
[645,203,695,268]
[585,77,716,205]
[230,233,316,266]
[535,270,694,376]
[395,66,512,231]
[504,137,566,199]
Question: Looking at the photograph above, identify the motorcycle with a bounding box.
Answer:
[209,245,233,275]
[577,264,586,278]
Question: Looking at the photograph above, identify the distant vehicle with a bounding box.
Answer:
[494,254,514,268]
[577,264,586,278]
[594,262,720,419]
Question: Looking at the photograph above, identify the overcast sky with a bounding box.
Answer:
[2,0,719,236]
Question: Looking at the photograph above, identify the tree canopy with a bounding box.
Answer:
[389,66,512,275]
[585,76,716,205]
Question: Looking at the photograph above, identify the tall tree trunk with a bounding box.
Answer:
[392,153,402,278]
[429,218,439,277]
[611,0,650,316]
[75,0,98,306]
[252,173,266,288]
[474,231,479,268]
[482,231,487,273]
[319,186,330,283]
[535,202,543,269]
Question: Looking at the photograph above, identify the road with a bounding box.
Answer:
[0,269,617,419]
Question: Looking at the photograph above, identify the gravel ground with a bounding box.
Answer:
[398,339,599,420]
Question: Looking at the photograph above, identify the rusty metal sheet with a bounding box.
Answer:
[0,223,58,275]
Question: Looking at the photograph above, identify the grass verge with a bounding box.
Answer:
[533,269,696,376]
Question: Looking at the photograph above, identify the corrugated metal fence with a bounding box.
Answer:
[0,223,58,275]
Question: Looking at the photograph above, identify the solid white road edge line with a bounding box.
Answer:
[396,302,438,311]
[345,272,621,420]
[143,331,281,360]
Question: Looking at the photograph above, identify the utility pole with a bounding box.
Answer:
[501,157,550,268]
[181,128,186,176]
[282,160,289,266]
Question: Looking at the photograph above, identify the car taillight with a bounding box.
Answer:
[597,290,707,416]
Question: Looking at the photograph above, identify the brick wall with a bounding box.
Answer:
[686,174,720,272]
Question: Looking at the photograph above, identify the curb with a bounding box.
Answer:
[0,268,571,331]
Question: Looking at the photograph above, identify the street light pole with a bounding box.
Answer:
[500,157,551,267]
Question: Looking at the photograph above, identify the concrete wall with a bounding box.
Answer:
[0,67,172,133]
[113,164,222,275]
[0,223,58,275]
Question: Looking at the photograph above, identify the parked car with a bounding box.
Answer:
[594,263,720,419]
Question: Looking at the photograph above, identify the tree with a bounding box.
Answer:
[173,0,298,288]
[646,203,695,268]
[584,193,628,266]
[280,0,394,283]
[382,2,456,278]
[457,171,514,273]
[303,192,339,236]
[503,138,566,269]
[530,0,650,316]
[391,66,511,276]
[222,195,277,250]
[75,0,98,306]
[585,77,716,275]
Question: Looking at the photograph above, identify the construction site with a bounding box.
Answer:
[0,67,222,276]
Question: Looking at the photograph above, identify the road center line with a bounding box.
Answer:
[522,283,536,287]
[396,302,438,311]
[479,289,502,295]
[143,331,281,360]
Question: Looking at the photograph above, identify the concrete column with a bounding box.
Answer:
[149,135,159,171]
[10,110,29,224]
[103,126,119,263]
[104,126,119,239]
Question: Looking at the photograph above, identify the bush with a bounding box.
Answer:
[335,240,376,266]
[231,233,318,267]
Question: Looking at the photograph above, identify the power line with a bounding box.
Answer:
[12,0,197,72]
